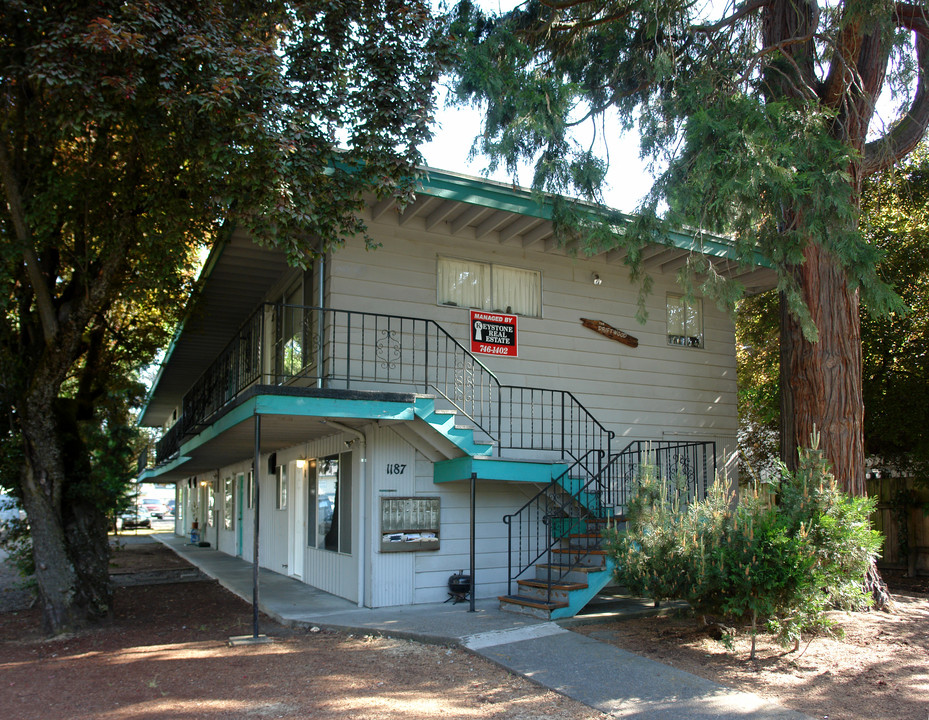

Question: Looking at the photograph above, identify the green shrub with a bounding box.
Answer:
[605,437,882,657]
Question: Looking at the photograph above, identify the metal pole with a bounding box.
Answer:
[252,413,261,638]
[469,471,476,612]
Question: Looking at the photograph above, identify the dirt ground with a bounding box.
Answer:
[0,542,608,720]
[1,541,927,720]
[574,570,929,720]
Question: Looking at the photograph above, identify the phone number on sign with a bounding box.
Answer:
[479,344,512,355]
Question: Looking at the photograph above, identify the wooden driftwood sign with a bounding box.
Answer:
[580,318,639,348]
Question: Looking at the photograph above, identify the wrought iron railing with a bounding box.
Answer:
[502,440,716,601]
[503,450,605,602]
[608,440,717,509]
[156,304,613,465]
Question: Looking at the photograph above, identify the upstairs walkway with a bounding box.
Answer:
[156,533,811,720]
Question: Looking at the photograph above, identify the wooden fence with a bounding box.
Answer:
[868,477,929,575]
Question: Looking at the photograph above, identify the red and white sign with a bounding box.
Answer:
[470,310,518,357]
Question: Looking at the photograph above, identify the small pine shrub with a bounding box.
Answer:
[605,437,882,657]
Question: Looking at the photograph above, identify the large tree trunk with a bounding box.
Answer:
[779,239,892,610]
[779,242,865,495]
[17,390,112,634]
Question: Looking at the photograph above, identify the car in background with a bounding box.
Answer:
[0,494,26,541]
[115,508,151,530]
[166,499,176,516]
[141,498,170,519]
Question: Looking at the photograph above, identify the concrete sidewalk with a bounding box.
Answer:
[155,533,811,720]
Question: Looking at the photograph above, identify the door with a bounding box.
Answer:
[236,472,244,557]
[288,461,306,579]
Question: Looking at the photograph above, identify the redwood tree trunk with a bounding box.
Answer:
[779,241,866,495]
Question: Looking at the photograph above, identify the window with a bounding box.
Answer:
[207,483,215,527]
[667,294,704,348]
[276,465,288,510]
[437,257,541,318]
[223,476,234,530]
[310,453,352,554]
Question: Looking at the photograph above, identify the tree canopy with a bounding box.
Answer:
[0,0,441,633]
[444,0,929,496]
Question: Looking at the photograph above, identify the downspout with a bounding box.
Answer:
[321,418,367,608]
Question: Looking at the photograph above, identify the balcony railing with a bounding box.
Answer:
[156,304,614,465]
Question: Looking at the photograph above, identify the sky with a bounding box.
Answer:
[419,94,656,214]
[419,0,908,214]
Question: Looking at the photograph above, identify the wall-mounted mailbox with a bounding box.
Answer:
[380,496,440,552]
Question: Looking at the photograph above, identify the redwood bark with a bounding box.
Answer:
[779,243,866,496]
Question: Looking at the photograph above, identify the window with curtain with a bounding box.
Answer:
[437,257,541,317]
[667,294,704,348]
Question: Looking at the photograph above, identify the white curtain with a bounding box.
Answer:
[493,265,541,317]
[437,257,491,309]
[667,294,703,346]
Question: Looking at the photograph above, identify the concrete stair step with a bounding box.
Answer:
[498,594,569,619]
[535,562,604,584]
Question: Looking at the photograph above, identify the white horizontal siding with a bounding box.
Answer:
[327,217,738,444]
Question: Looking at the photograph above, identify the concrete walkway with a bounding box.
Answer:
[156,533,812,720]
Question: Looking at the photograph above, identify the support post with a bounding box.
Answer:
[470,471,476,612]
[252,413,261,638]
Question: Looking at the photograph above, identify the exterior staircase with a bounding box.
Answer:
[499,515,623,619]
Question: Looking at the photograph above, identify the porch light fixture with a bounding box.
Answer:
[592,273,602,286]
[295,458,307,469]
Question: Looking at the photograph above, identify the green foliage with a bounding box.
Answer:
[607,439,882,652]
[444,1,919,325]
[0,0,442,629]
[860,147,929,484]
[735,145,929,486]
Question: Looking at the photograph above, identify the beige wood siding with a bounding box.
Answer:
[327,213,738,451]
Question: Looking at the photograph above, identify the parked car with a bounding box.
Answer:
[141,498,170,519]
[0,494,26,541]
[116,508,152,530]
[166,499,176,516]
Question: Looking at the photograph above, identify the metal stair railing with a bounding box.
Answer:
[607,440,717,511]
[503,450,608,603]
[502,441,717,605]
[157,304,613,465]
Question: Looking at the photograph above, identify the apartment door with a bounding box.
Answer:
[288,461,306,579]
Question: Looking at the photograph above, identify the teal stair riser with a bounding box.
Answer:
[413,397,494,457]
[550,558,616,619]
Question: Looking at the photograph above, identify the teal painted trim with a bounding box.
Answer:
[419,170,555,221]
[178,399,259,456]
[254,395,414,420]
[177,394,414,458]
[139,455,192,482]
[412,399,495,457]
[433,456,569,483]
[550,557,617,619]
[418,167,771,268]
[433,456,474,484]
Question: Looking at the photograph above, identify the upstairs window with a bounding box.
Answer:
[667,294,704,348]
[437,257,541,318]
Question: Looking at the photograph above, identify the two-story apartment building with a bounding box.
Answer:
[139,168,775,618]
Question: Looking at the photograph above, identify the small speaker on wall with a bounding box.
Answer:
[267,452,277,475]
